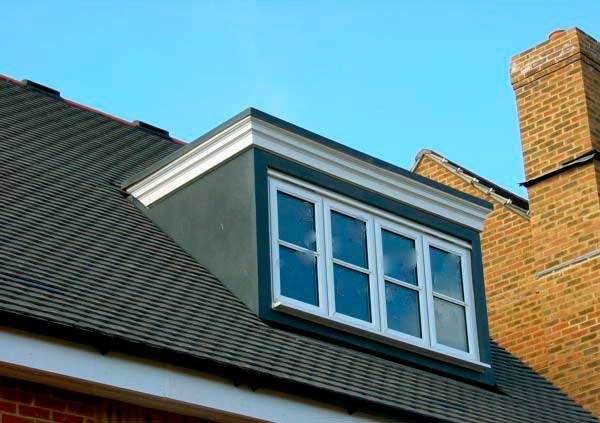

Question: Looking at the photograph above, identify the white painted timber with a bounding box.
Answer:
[126,116,491,230]
[0,326,399,423]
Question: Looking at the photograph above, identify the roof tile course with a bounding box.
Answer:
[0,77,597,423]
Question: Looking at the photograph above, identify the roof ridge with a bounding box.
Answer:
[0,73,186,145]
[413,149,530,216]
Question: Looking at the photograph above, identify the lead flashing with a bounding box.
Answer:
[134,120,170,138]
[22,79,61,97]
[521,150,599,188]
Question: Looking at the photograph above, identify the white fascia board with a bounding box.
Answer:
[127,116,254,207]
[0,326,397,423]
[126,116,491,230]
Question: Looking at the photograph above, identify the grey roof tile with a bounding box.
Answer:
[0,77,596,423]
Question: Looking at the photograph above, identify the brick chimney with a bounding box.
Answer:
[414,28,600,415]
[511,28,600,272]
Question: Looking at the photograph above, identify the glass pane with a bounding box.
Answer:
[382,230,417,285]
[434,298,468,352]
[385,282,421,337]
[279,245,318,306]
[331,211,367,268]
[277,191,316,251]
[430,246,464,301]
[333,264,371,322]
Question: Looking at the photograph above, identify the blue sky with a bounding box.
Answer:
[3,1,599,196]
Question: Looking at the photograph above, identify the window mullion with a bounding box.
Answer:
[374,219,387,335]
[366,216,380,330]
[460,249,479,360]
[421,236,436,348]
[315,196,328,316]
[322,199,336,318]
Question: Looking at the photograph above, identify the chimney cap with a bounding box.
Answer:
[548,29,566,40]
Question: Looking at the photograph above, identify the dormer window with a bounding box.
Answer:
[269,171,480,364]
[125,108,493,380]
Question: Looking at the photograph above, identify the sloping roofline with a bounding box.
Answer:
[0,74,186,145]
[1,73,598,423]
[0,73,491,225]
[413,149,529,215]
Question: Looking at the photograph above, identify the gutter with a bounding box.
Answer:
[0,310,455,423]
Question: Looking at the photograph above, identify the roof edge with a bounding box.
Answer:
[413,149,530,218]
[0,310,456,423]
[0,73,186,145]
[122,107,493,215]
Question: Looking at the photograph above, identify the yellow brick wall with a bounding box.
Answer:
[510,29,600,181]
[528,163,600,270]
[510,28,600,270]
[413,154,600,416]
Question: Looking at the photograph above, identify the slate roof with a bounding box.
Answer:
[0,76,597,423]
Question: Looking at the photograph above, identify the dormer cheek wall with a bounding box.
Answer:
[134,146,494,385]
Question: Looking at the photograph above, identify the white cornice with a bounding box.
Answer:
[127,116,254,207]
[126,117,491,231]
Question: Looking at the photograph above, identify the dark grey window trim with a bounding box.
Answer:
[254,148,494,385]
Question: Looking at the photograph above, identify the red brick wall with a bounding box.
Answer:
[0,376,216,423]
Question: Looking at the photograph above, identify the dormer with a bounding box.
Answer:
[122,108,494,384]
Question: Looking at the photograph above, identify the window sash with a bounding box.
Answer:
[375,219,430,348]
[324,199,380,331]
[423,237,479,359]
[269,178,328,316]
[268,174,480,364]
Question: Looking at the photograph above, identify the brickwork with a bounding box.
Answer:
[510,28,600,270]
[510,29,600,181]
[414,153,600,416]
[528,163,600,269]
[413,28,600,416]
[412,156,536,349]
[0,376,217,423]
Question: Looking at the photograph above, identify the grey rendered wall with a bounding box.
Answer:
[137,149,259,313]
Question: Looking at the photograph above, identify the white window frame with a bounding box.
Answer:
[324,199,380,332]
[269,178,328,317]
[374,219,430,349]
[268,171,486,368]
[423,237,479,360]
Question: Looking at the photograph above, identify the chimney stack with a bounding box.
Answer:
[416,28,600,415]
[511,28,600,272]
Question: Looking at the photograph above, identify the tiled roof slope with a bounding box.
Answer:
[0,77,596,423]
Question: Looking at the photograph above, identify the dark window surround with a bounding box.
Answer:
[253,148,494,386]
